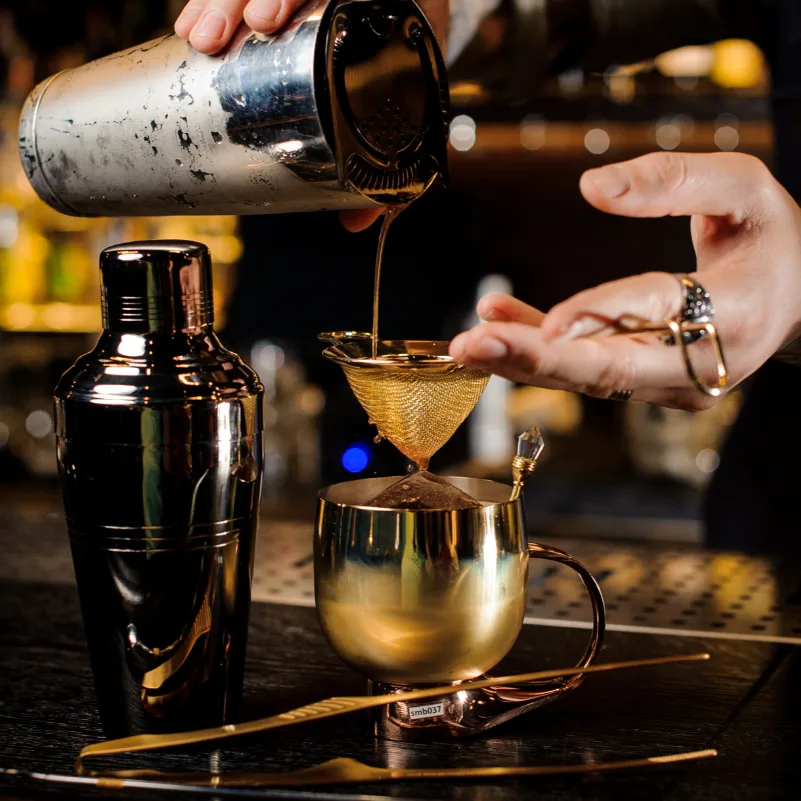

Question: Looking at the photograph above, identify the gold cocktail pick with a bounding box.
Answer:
[510,427,545,501]
[76,653,710,774]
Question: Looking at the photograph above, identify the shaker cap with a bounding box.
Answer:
[100,240,214,333]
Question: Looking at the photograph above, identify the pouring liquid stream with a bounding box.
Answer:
[369,204,428,472]
[369,203,475,474]
[371,206,405,359]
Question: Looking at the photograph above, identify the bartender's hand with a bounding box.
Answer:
[174,0,450,233]
[451,152,801,411]
[174,0,449,53]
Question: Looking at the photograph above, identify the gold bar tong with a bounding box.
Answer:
[68,750,720,791]
[76,652,713,786]
[615,319,728,397]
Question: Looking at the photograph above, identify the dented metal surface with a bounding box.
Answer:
[18,0,449,219]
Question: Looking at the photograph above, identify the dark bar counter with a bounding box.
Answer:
[2,492,801,800]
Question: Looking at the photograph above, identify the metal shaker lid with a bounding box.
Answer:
[100,240,214,333]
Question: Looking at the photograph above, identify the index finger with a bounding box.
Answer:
[450,321,692,393]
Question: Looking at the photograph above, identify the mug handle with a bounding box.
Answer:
[489,542,606,704]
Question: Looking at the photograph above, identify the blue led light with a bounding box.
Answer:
[342,445,370,473]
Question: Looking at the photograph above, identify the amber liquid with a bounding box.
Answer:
[371,206,405,359]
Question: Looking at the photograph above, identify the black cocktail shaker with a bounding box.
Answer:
[55,240,263,738]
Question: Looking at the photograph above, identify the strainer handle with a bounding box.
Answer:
[495,543,606,702]
[317,331,372,346]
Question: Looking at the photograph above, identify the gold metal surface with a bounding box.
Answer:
[614,320,728,397]
[76,653,709,773]
[316,476,530,685]
[319,333,489,469]
[319,560,527,685]
[671,321,728,397]
[315,475,601,688]
[510,454,538,501]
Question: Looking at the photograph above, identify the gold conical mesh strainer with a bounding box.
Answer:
[320,333,490,469]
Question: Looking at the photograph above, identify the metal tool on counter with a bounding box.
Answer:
[19,0,448,218]
[74,653,710,779]
[5,747,718,793]
[4,770,416,801]
[55,240,264,739]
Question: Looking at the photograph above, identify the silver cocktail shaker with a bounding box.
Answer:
[54,240,264,738]
[19,0,449,218]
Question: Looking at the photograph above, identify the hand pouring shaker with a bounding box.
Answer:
[54,241,264,738]
[18,0,449,218]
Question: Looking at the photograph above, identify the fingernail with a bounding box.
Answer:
[194,10,227,40]
[479,307,505,322]
[247,0,283,25]
[176,4,204,33]
[471,336,508,361]
[586,165,630,199]
[557,320,591,341]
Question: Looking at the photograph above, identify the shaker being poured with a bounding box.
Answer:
[18,0,449,218]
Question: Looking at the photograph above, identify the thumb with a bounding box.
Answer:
[579,152,776,221]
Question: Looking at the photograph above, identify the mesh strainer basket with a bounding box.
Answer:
[319,332,490,468]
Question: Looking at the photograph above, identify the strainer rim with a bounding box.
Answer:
[321,347,481,369]
[318,332,486,370]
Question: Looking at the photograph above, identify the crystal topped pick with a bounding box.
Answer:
[510,427,544,501]
[517,427,545,462]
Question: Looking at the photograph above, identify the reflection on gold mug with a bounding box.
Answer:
[315,475,606,740]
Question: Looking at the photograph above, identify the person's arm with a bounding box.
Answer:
[450,0,769,102]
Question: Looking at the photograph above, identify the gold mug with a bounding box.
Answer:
[314,475,606,740]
